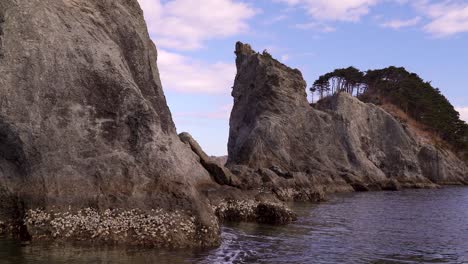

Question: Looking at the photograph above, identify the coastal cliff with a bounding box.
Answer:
[0,1,296,247]
[0,0,466,249]
[228,42,467,198]
[0,0,221,247]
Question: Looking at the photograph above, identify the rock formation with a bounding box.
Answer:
[179,132,239,186]
[1,0,465,248]
[228,42,468,197]
[0,0,222,247]
[0,1,297,248]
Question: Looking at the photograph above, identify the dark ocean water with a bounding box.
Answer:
[1,187,467,264]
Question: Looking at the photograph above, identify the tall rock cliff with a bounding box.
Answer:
[228,42,467,196]
[0,0,219,247]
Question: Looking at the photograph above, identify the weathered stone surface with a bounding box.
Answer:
[179,132,239,186]
[2,0,465,246]
[228,42,468,195]
[0,0,219,247]
[213,199,296,225]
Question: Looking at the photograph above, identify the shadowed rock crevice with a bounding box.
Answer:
[179,132,239,186]
[0,7,5,59]
[0,120,29,176]
[0,118,32,240]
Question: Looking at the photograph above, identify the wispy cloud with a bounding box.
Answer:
[157,50,235,94]
[277,0,379,22]
[381,16,421,29]
[415,1,468,37]
[138,0,257,50]
[276,0,468,37]
[137,0,250,94]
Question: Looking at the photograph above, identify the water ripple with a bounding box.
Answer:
[1,187,467,264]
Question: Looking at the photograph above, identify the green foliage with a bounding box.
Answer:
[311,67,366,99]
[311,66,468,154]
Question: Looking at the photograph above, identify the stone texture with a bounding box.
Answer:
[179,132,239,186]
[213,199,296,225]
[2,0,465,246]
[0,0,219,247]
[228,42,468,195]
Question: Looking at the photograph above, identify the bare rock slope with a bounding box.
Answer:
[228,42,467,197]
[0,0,220,247]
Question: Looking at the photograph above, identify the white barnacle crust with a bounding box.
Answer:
[24,207,220,247]
[213,199,296,224]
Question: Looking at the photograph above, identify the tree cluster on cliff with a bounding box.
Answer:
[311,66,468,156]
[311,67,366,99]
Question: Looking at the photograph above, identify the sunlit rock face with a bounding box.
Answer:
[0,0,219,247]
[228,42,467,194]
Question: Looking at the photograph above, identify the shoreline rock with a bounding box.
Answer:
[179,132,240,187]
[214,200,297,225]
[227,42,468,198]
[0,0,466,249]
[0,0,220,247]
[24,208,219,248]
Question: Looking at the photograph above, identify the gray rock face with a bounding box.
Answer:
[228,42,467,194]
[0,0,219,247]
[179,132,239,186]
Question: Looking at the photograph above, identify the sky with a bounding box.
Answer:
[137,0,468,156]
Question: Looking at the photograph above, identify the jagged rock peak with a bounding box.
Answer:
[235,41,255,65]
[235,41,255,55]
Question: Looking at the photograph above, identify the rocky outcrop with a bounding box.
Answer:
[179,132,239,186]
[0,2,300,247]
[178,132,298,224]
[0,0,221,247]
[228,42,468,196]
[214,200,296,225]
[2,0,464,246]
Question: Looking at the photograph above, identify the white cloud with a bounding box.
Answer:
[157,49,235,94]
[275,0,468,37]
[381,16,421,29]
[137,0,249,94]
[277,0,379,22]
[138,0,257,50]
[281,54,290,61]
[456,107,468,122]
[415,1,468,36]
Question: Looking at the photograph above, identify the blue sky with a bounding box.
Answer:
[137,0,468,156]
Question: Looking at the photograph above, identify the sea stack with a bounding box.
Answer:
[0,0,219,247]
[228,42,467,196]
